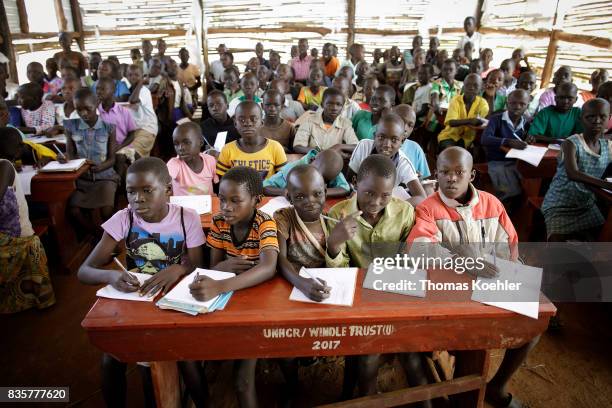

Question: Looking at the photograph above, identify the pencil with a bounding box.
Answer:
[300,267,327,288]
[52,144,65,158]
[113,257,139,286]
[321,214,340,223]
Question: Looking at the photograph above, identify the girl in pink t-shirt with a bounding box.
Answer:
[167,122,218,195]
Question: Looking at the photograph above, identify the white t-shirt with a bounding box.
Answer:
[348,139,418,187]
[457,32,482,56]
[127,86,158,135]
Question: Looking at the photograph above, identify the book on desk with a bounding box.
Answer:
[39,158,87,173]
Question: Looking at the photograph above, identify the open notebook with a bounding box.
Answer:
[289,267,359,306]
[96,272,159,302]
[170,195,212,214]
[39,158,86,172]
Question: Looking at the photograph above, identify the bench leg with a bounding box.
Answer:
[151,361,181,408]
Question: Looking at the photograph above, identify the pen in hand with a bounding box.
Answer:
[113,257,139,288]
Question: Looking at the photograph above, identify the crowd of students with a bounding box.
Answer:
[1,15,611,408]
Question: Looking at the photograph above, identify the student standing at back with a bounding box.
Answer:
[381,46,405,96]
[290,38,313,84]
[177,48,202,105]
[457,17,482,57]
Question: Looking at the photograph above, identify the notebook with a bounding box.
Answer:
[289,267,359,306]
[259,196,292,217]
[39,158,87,172]
[170,195,212,214]
[214,131,228,152]
[96,272,158,302]
[505,145,548,167]
[362,263,427,298]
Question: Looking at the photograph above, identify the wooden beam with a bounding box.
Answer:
[69,0,85,50]
[54,0,67,32]
[346,0,356,58]
[12,31,79,40]
[540,0,561,89]
[0,1,18,82]
[475,0,485,30]
[479,27,611,49]
[200,0,209,100]
[16,0,29,34]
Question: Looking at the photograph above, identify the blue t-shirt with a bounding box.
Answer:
[92,79,130,98]
[400,139,431,178]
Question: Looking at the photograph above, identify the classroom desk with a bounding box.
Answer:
[514,144,560,198]
[588,185,612,241]
[82,269,555,408]
[30,165,91,274]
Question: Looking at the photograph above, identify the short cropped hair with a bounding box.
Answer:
[207,89,227,104]
[286,164,321,188]
[356,154,397,184]
[322,87,345,103]
[127,157,172,184]
[235,100,263,116]
[375,84,396,101]
[221,166,263,197]
[74,87,96,104]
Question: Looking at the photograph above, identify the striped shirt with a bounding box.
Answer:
[207,210,280,260]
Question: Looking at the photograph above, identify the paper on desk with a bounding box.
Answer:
[259,196,292,216]
[96,272,157,302]
[161,268,235,312]
[505,145,548,167]
[39,158,86,172]
[548,143,561,151]
[470,256,542,319]
[18,165,37,195]
[214,131,228,152]
[392,186,411,201]
[170,195,212,214]
[25,135,66,144]
[362,263,427,298]
[290,267,358,306]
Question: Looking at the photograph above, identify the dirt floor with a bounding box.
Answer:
[2,273,611,408]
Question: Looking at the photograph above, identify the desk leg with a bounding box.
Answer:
[151,361,181,408]
[47,201,90,274]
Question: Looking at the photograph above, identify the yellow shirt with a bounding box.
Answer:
[23,141,57,161]
[177,64,201,88]
[438,94,489,147]
[216,139,288,180]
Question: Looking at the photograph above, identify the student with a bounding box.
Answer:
[481,89,533,207]
[130,48,143,72]
[200,90,241,154]
[321,42,340,83]
[209,44,228,85]
[290,38,313,83]
[352,85,395,140]
[511,48,530,79]
[406,147,532,408]
[516,70,541,119]
[336,43,365,84]
[16,83,57,136]
[482,69,507,115]
[167,122,218,196]
[277,64,302,101]
[146,57,164,94]
[437,73,489,150]
[259,89,296,151]
[255,42,270,68]
[353,76,378,111]
[93,60,130,102]
[401,63,434,127]
[498,59,517,96]
[177,47,202,104]
[55,77,81,125]
[399,49,426,91]
[217,101,287,180]
[26,62,48,94]
[382,46,405,94]
[528,82,582,143]
[394,104,431,178]
[125,64,158,158]
[246,57,260,75]
[403,35,423,68]
[44,57,63,100]
[542,98,612,241]
[431,59,462,114]
[457,16,482,56]
[326,75,361,120]
[228,72,262,117]
[165,59,193,120]
[64,88,118,229]
[268,79,305,123]
[78,157,207,408]
[596,81,612,133]
[293,88,358,157]
[194,165,279,408]
[297,67,327,111]
[268,51,281,74]
[538,65,572,110]
[0,121,56,167]
[480,48,494,79]
[426,37,440,65]
[222,66,244,104]
[256,64,271,96]
[580,69,608,103]
[53,32,87,76]
[348,113,427,206]
[263,149,350,197]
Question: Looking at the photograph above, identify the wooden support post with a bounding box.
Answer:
[0,1,18,82]
[475,0,485,30]
[69,0,85,50]
[346,0,356,59]
[16,0,29,34]
[540,0,561,89]
[200,0,209,101]
[54,0,68,32]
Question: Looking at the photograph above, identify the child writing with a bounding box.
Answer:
[528,82,582,143]
[297,67,327,111]
[167,122,218,195]
[216,101,287,180]
[542,98,612,241]
[78,157,207,408]
[352,85,395,140]
[259,89,296,151]
[16,83,57,136]
[228,72,262,117]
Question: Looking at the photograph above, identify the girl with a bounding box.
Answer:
[44,57,63,101]
[297,67,327,111]
[54,77,81,125]
[78,156,207,408]
[482,69,507,115]
[351,85,395,140]
[167,122,218,195]
[542,98,612,241]
[190,166,279,408]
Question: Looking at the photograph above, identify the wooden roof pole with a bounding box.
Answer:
[540,0,561,89]
[346,0,355,59]
[54,0,68,32]
[16,0,29,34]
[200,0,209,100]
[475,0,485,30]
[69,0,85,51]
[0,1,19,82]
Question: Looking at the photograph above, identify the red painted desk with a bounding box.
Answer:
[514,145,560,198]
[82,270,555,407]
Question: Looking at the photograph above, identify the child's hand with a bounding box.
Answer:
[503,139,527,150]
[525,134,536,144]
[452,245,499,278]
[328,211,362,248]
[111,270,140,293]
[298,276,331,302]
[189,275,225,302]
[57,155,68,164]
[484,83,496,97]
[215,256,257,273]
[470,118,485,127]
[139,264,185,296]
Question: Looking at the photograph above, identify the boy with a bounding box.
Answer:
[352,85,395,140]
[538,65,572,110]
[498,59,517,96]
[259,90,296,151]
[290,38,313,83]
[457,16,482,56]
[177,48,202,105]
[16,83,57,136]
[126,64,158,158]
[53,32,87,77]
[141,40,153,76]
[228,72,261,117]
[200,90,240,155]
[401,64,434,127]
[528,82,582,143]
[222,66,243,104]
[26,62,48,94]
[348,113,427,206]
[394,104,431,178]
[437,73,489,150]
[516,70,541,119]
[431,59,462,114]
[255,42,270,68]
[293,88,358,157]
[216,101,287,180]
[381,46,404,94]
[263,148,350,197]
[325,76,361,120]
[321,43,340,83]
[268,79,305,123]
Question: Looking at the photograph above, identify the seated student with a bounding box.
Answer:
[431,59,462,114]
[481,89,533,208]
[125,64,158,158]
[201,90,241,153]
[44,57,63,101]
[167,122,218,196]
[381,46,405,95]
[93,60,130,102]
[78,157,208,408]
[193,165,279,408]
[482,69,507,115]
[542,98,612,241]
[293,88,358,158]
[437,73,489,151]
[16,83,57,136]
[325,76,361,120]
[26,62,48,94]
[498,58,517,96]
[217,100,287,180]
[0,123,56,167]
[256,64,271,97]
[0,141,55,313]
[222,66,244,104]
[352,85,395,140]
[263,149,350,197]
[480,48,495,79]
[401,63,434,127]
[348,113,427,206]
[516,70,541,120]
[297,67,327,111]
[64,88,118,230]
[393,104,431,178]
[228,72,262,117]
[596,81,612,133]
[259,89,296,152]
[352,75,378,111]
[277,64,302,101]
[538,65,572,110]
[580,68,608,103]
[406,146,533,408]
[528,82,582,143]
[268,79,305,123]
[83,51,102,88]
[399,49,426,91]
[54,77,81,125]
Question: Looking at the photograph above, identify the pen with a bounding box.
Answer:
[113,257,139,286]
[300,267,327,287]
[193,271,200,283]
[52,144,65,159]
[321,214,340,223]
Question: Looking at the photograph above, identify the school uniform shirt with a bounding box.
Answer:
[92,79,130,99]
[403,83,433,113]
[200,116,241,149]
[316,98,361,121]
[293,111,358,150]
[297,86,327,107]
[216,139,288,180]
[20,100,56,135]
[431,78,463,109]
[281,95,306,123]
[325,196,415,268]
[207,209,279,261]
[167,153,219,196]
[177,63,201,88]
[498,78,517,97]
[227,95,262,117]
[290,55,314,82]
[263,149,351,192]
[481,111,530,161]
[102,204,206,274]
[274,207,329,269]
[400,139,431,178]
[322,56,340,77]
[528,106,582,140]
[127,85,159,136]
[351,110,377,140]
[55,103,80,125]
[437,94,489,147]
[210,59,225,82]
[349,139,418,187]
[457,32,482,56]
[98,102,139,145]
[258,119,296,149]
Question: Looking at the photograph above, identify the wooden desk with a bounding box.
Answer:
[82,270,555,407]
[588,185,612,241]
[30,165,90,274]
[514,145,559,198]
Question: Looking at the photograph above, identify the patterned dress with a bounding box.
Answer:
[542,134,612,236]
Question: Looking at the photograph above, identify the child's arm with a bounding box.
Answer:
[116,130,136,152]
[139,245,203,297]
[128,81,144,105]
[262,172,287,196]
[292,122,316,154]
[562,139,612,190]
[63,129,75,162]
[91,129,117,173]
[406,179,427,206]
[326,210,361,262]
